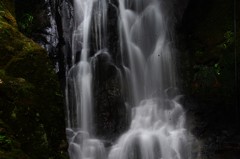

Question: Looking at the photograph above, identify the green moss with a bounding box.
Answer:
[0,69,5,76]
[0,120,30,159]
[0,0,17,27]
[0,19,42,67]
[0,0,15,16]
[0,43,65,159]
[0,1,67,159]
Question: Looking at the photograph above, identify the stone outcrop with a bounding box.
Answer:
[0,1,67,158]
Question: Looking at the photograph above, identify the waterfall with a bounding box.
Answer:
[65,0,196,159]
[65,0,107,159]
[108,1,193,159]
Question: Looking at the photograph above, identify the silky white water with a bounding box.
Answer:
[65,0,195,159]
[65,0,107,159]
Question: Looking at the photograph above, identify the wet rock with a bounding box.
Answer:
[93,52,128,142]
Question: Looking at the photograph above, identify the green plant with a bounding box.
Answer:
[0,69,5,76]
[0,134,12,151]
[214,63,221,75]
[224,31,234,44]
[0,135,11,144]
[220,31,234,49]
[195,50,204,58]
[193,63,221,91]
[18,13,33,35]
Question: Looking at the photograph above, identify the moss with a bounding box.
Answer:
[0,20,41,67]
[0,120,31,159]
[0,0,17,27]
[0,73,47,157]
[0,1,67,159]
[2,47,66,158]
[0,0,15,16]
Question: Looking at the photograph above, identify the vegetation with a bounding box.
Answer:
[0,119,31,159]
[0,1,67,158]
[179,0,240,156]
[18,13,34,35]
[180,0,237,100]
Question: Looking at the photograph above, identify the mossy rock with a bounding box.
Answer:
[0,64,53,159]
[0,20,39,67]
[0,0,17,27]
[0,120,31,159]
[0,1,67,159]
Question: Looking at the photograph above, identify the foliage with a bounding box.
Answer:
[192,63,221,93]
[0,1,17,27]
[0,1,67,158]
[220,31,234,49]
[0,134,12,148]
[224,31,234,44]
[213,63,221,75]
[182,0,235,97]
[18,13,33,36]
[0,0,15,15]
[0,120,31,159]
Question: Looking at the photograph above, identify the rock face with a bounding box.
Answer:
[0,1,67,158]
[14,0,74,83]
[91,1,129,141]
[60,0,128,142]
[93,53,128,141]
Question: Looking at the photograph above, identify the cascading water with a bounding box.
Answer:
[65,0,196,159]
[65,0,107,159]
[108,1,193,159]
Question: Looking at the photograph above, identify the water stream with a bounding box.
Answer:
[65,0,195,159]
